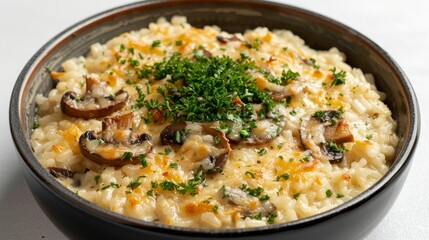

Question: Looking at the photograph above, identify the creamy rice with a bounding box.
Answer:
[31,16,398,228]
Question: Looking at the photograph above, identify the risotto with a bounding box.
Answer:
[31,16,398,228]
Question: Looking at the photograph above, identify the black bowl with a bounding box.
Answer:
[9,0,420,239]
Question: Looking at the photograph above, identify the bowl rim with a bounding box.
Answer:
[9,0,420,237]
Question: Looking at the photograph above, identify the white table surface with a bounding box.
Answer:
[1,0,427,239]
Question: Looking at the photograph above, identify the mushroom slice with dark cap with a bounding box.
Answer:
[160,122,231,173]
[221,186,276,218]
[200,125,231,173]
[216,35,242,43]
[160,121,187,146]
[79,112,152,166]
[300,110,354,162]
[48,167,75,179]
[61,77,128,119]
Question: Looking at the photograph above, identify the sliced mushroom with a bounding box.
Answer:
[200,125,231,173]
[323,120,355,144]
[302,58,315,67]
[221,186,276,218]
[160,122,231,173]
[48,167,75,179]
[160,121,187,146]
[300,110,354,162]
[61,77,128,119]
[216,35,242,43]
[79,112,152,166]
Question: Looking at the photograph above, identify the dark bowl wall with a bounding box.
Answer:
[10,0,419,240]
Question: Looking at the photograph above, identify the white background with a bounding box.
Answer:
[1,0,428,239]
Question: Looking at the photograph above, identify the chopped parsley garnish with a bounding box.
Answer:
[249,212,263,220]
[119,44,125,52]
[257,148,267,156]
[239,129,250,139]
[128,58,140,68]
[169,163,178,169]
[151,40,161,48]
[325,141,345,154]
[115,53,271,133]
[174,129,189,144]
[326,189,333,198]
[244,42,252,48]
[366,134,373,140]
[127,176,144,190]
[245,171,257,179]
[240,52,251,60]
[151,53,274,128]
[160,180,176,191]
[259,194,270,201]
[32,121,40,129]
[175,40,183,46]
[136,67,152,79]
[281,69,300,85]
[44,67,52,73]
[132,85,146,110]
[118,52,279,141]
[139,154,148,168]
[212,205,219,213]
[300,155,310,163]
[313,109,344,123]
[268,69,300,85]
[249,212,278,224]
[94,175,100,184]
[164,148,172,155]
[101,182,120,190]
[276,173,290,181]
[293,193,300,200]
[239,184,269,201]
[121,152,133,161]
[252,39,260,50]
[240,184,263,197]
[146,189,155,197]
[309,58,320,69]
[336,193,345,199]
[313,110,325,119]
[267,212,278,224]
[97,138,105,145]
[290,110,297,116]
[159,170,205,196]
[330,67,347,87]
